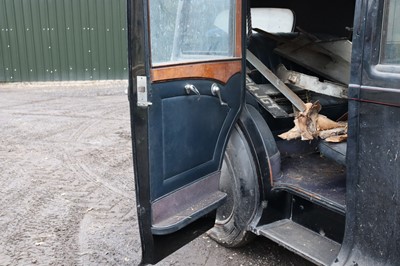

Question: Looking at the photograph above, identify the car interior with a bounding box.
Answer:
[245,0,356,215]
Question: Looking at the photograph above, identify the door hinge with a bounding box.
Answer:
[137,76,152,107]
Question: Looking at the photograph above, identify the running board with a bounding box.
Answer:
[151,172,226,235]
[253,219,341,265]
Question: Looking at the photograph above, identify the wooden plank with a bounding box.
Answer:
[276,64,348,99]
[274,35,351,85]
[318,39,352,63]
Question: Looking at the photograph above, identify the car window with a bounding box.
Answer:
[380,0,400,64]
[149,0,236,66]
[251,8,295,33]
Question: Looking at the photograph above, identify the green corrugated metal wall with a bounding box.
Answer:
[0,0,127,82]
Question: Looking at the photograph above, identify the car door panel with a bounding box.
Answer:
[148,75,242,200]
[128,0,245,264]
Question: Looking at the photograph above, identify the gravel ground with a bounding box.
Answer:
[0,81,311,266]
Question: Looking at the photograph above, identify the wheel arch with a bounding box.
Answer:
[236,104,281,207]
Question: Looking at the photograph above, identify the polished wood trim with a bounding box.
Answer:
[235,0,242,57]
[150,60,241,84]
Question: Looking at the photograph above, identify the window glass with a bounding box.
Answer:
[149,0,236,66]
[251,8,295,33]
[380,0,400,64]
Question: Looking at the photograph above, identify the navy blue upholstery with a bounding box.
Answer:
[318,141,347,166]
[148,74,243,200]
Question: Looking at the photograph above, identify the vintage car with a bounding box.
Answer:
[127,0,400,265]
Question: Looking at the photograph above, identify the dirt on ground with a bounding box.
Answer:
[0,82,311,266]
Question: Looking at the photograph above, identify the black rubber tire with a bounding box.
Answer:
[207,124,259,248]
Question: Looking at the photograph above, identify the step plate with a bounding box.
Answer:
[255,219,341,266]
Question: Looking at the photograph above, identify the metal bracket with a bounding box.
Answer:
[137,76,152,107]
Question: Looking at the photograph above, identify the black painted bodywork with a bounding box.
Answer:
[334,0,400,264]
[129,0,400,265]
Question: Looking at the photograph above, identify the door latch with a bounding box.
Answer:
[211,83,228,106]
[137,76,152,107]
[185,84,200,95]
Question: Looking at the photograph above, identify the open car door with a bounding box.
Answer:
[127,0,245,264]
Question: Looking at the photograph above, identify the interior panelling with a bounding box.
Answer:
[148,74,242,200]
[161,95,229,180]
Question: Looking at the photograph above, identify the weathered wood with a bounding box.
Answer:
[274,35,351,84]
[276,64,348,99]
[318,39,352,64]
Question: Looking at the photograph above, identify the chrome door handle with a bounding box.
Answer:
[185,84,200,95]
[211,83,228,106]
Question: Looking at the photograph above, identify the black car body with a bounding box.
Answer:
[128,0,400,265]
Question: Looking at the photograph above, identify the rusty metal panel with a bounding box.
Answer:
[0,0,127,82]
